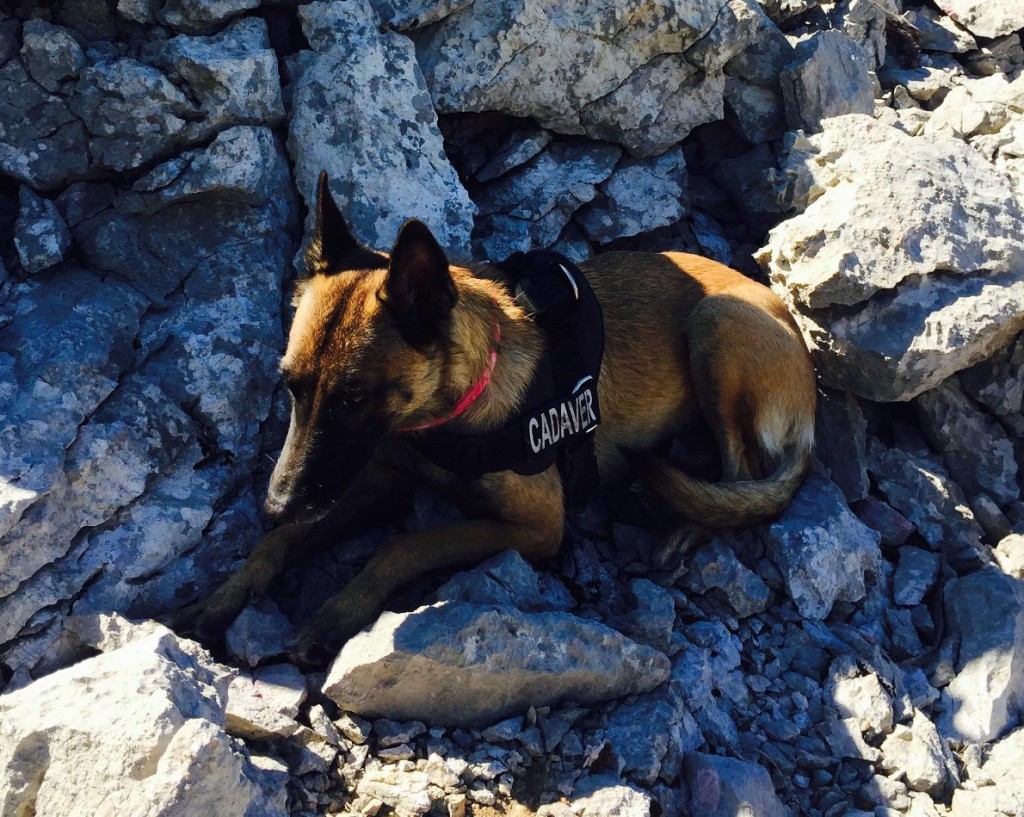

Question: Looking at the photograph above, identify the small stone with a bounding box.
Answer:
[825,661,894,739]
[481,717,522,743]
[852,497,915,548]
[20,19,85,92]
[995,534,1024,579]
[375,719,427,748]
[225,663,308,741]
[224,597,294,668]
[336,712,373,745]
[894,547,941,608]
[880,711,958,793]
[685,753,789,817]
[14,187,72,274]
[309,704,343,747]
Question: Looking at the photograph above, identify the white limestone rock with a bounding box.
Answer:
[933,0,1024,40]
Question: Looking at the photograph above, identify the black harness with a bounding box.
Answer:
[408,250,605,509]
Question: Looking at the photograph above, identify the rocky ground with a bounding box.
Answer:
[2,0,1024,815]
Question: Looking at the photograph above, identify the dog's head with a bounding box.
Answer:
[265,172,459,524]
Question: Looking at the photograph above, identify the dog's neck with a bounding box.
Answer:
[441,269,544,431]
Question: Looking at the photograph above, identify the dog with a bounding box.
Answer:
[170,172,816,667]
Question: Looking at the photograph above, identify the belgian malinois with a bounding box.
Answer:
[171,172,816,667]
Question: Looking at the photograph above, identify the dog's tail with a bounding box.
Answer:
[635,443,811,530]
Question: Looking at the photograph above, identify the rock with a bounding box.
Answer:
[605,695,695,785]
[959,333,1024,422]
[969,493,1015,543]
[995,534,1024,579]
[356,761,433,815]
[820,717,882,762]
[915,378,1019,506]
[759,115,1024,402]
[685,753,790,817]
[369,0,476,30]
[0,631,285,816]
[156,0,260,34]
[933,0,1024,39]
[322,602,670,728]
[622,578,677,653]
[779,31,874,133]
[723,78,787,144]
[963,34,1024,78]
[569,774,653,817]
[476,128,553,183]
[765,474,881,619]
[868,439,988,572]
[940,567,1024,743]
[893,547,942,608]
[826,658,894,739]
[879,710,958,794]
[415,0,773,157]
[949,726,1024,816]
[815,389,869,504]
[904,7,977,54]
[0,60,90,188]
[474,140,620,260]
[289,0,474,257]
[682,540,770,618]
[851,497,915,548]
[13,187,72,274]
[226,663,308,740]
[225,598,295,668]
[20,19,85,92]
[575,146,688,245]
[435,549,571,612]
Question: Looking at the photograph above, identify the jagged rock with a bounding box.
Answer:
[963,34,1024,78]
[435,549,571,613]
[933,0,1024,39]
[820,717,882,762]
[0,631,285,816]
[669,630,742,750]
[289,0,474,257]
[685,753,790,817]
[916,377,1019,506]
[880,710,959,794]
[322,602,670,727]
[940,567,1024,743]
[226,663,307,741]
[959,333,1024,423]
[369,0,475,30]
[20,19,85,92]
[949,726,1024,815]
[568,774,653,817]
[575,147,688,245]
[0,59,89,188]
[622,578,677,652]
[476,128,553,183]
[868,439,988,572]
[415,0,773,157]
[13,187,72,274]
[779,31,874,133]
[474,140,620,260]
[995,534,1024,579]
[723,78,787,144]
[825,659,894,739]
[225,599,295,668]
[605,695,695,785]
[765,474,881,619]
[827,0,899,67]
[759,115,1024,402]
[815,389,869,504]
[356,761,433,815]
[893,547,941,608]
[851,497,915,548]
[158,0,260,33]
[904,7,977,54]
[682,540,770,619]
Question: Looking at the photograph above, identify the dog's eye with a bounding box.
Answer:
[340,383,370,405]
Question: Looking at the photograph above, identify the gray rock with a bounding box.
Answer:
[723,78,787,144]
[765,474,881,619]
[605,695,696,785]
[290,0,474,257]
[569,774,653,817]
[369,0,476,31]
[682,540,770,618]
[623,578,676,652]
[959,333,1024,422]
[880,710,958,794]
[827,0,899,67]
[934,0,1024,39]
[356,761,433,815]
[815,389,869,504]
[826,660,894,739]
[0,60,90,188]
[226,663,308,741]
[322,602,670,727]
[685,752,790,817]
[225,599,295,668]
[0,631,285,816]
[156,0,260,33]
[963,33,1024,78]
[995,534,1024,579]
[894,547,942,608]
[868,439,988,572]
[415,0,771,157]
[780,31,875,133]
[13,187,72,274]
[669,634,742,750]
[435,549,571,612]
[476,128,553,183]
[820,716,882,762]
[915,378,1019,506]
[20,19,85,92]
[575,146,688,245]
[948,726,1024,815]
[904,7,977,54]
[940,567,1024,743]
[759,115,1024,402]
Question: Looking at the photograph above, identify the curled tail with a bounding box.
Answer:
[637,445,811,529]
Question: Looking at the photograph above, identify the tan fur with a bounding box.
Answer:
[169,212,815,667]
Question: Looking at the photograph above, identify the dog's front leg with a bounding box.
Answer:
[290,471,565,667]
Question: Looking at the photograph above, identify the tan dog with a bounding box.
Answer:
[171,173,816,667]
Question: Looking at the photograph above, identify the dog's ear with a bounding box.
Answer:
[383,219,457,344]
[305,171,358,275]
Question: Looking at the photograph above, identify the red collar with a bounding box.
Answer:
[398,324,501,433]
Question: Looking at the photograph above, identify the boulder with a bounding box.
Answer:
[569,774,653,817]
[893,547,942,608]
[414,0,773,157]
[322,602,670,727]
[685,753,790,817]
[939,567,1024,743]
[759,115,1024,402]
[765,474,881,619]
[880,710,959,794]
[13,186,72,274]
[0,631,285,816]
[933,0,1024,39]
[20,19,85,92]
[289,0,474,257]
